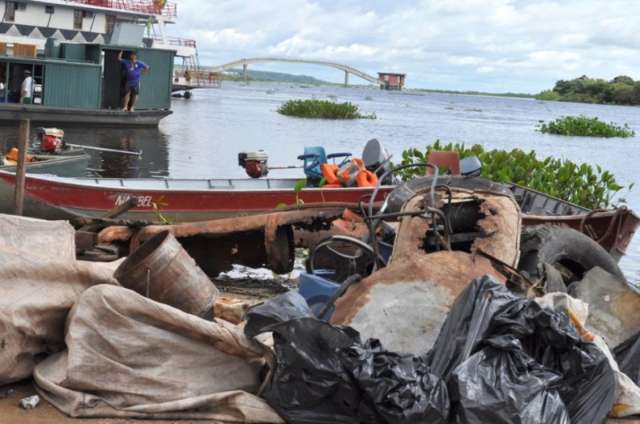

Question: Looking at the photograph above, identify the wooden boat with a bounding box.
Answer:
[0,171,636,258]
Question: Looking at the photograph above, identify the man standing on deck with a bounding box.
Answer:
[118,51,150,112]
[20,70,33,104]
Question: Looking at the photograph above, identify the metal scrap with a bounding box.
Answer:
[95,207,346,276]
[330,186,522,354]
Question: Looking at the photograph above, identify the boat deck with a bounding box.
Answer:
[0,104,171,127]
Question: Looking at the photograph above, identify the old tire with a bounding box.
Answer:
[518,225,624,286]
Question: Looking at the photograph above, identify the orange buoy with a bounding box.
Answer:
[321,163,340,185]
[356,170,378,187]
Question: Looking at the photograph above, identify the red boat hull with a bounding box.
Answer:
[0,172,392,222]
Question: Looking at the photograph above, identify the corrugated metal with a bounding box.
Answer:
[135,49,175,110]
[44,63,101,109]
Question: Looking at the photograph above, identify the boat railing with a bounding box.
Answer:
[70,0,177,18]
[153,36,196,48]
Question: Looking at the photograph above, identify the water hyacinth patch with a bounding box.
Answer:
[537,116,635,138]
[278,99,376,120]
[399,141,631,209]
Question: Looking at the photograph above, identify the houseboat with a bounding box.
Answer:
[0,0,197,126]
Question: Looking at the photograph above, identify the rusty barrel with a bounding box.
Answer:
[114,230,218,319]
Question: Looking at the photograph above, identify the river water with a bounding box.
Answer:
[1,81,639,282]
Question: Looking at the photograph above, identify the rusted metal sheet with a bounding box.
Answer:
[331,252,506,354]
[101,208,346,276]
[472,192,521,267]
[390,188,521,267]
[330,188,521,354]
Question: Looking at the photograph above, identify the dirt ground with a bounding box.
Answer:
[2,380,640,424]
[0,381,204,424]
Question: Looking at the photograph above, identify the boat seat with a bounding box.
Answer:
[298,147,352,183]
[426,151,461,176]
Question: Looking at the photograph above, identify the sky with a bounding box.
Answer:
[168,0,640,93]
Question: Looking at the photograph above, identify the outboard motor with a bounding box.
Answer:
[362,138,392,181]
[38,127,65,153]
[239,150,269,178]
[460,156,482,177]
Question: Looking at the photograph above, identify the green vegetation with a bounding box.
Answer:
[278,99,376,119]
[536,75,640,105]
[399,141,631,209]
[413,88,534,99]
[537,116,635,138]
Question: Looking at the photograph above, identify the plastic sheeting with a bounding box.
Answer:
[615,333,640,385]
[428,276,616,424]
[0,215,118,384]
[245,292,449,424]
[34,284,283,423]
[244,290,313,338]
[249,278,617,424]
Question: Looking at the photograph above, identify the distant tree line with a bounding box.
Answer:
[536,75,640,105]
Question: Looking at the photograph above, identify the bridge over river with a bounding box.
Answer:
[208,57,386,87]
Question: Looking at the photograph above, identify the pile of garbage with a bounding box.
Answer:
[1,174,640,423]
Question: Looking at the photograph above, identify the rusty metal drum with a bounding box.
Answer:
[114,230,218,319]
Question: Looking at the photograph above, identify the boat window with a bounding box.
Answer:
[3,2,16,22]
[73,9,83,30]
[45,5,55,14]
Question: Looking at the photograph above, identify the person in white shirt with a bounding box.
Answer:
[20,70,33,104]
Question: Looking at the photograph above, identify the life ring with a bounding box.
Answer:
[320,163,340,185]
[322,183,342,188]
[356,170,378,187]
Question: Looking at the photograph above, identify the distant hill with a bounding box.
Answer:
[223,69,329,85]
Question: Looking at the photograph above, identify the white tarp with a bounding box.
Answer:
[34,285,283,422]
[0,215,118,384]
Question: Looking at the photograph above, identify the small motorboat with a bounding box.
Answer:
[0,148,90,177]
[0,127,89,177]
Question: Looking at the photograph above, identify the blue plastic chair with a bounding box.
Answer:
[297,146,352,181]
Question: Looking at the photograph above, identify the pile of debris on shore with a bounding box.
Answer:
[1,175,640,423]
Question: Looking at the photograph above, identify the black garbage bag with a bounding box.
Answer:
[341,338,449,424]
[449,335,569,424]
[249,314,449,424]
[427,275,616,424]
[614,332,640,384]
[262,318,363,424]
[244,290,313,337]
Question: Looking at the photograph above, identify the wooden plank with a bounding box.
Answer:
[14,119,29,215]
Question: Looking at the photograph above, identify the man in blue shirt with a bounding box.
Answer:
[118,51,150,112]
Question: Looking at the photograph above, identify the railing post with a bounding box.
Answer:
[14,119,30,216]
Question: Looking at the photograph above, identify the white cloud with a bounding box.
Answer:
[169,0,640,92]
